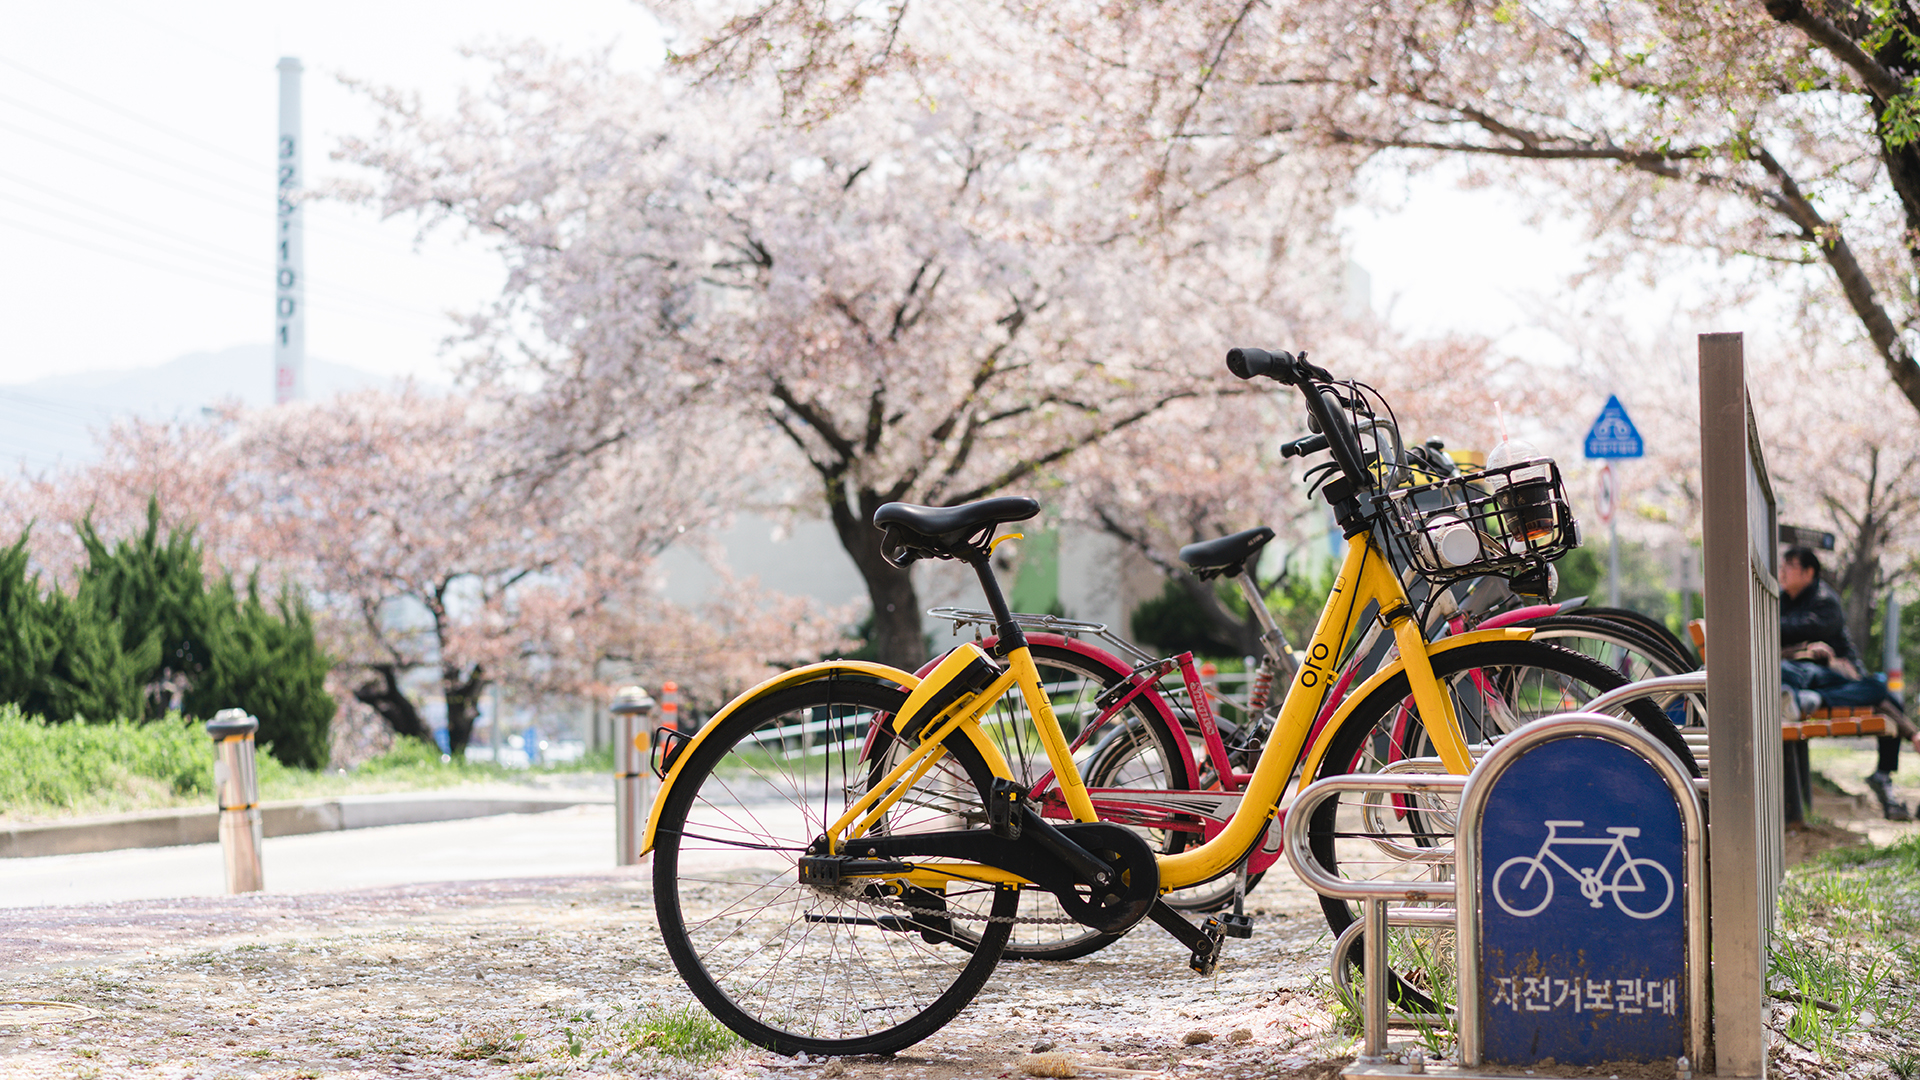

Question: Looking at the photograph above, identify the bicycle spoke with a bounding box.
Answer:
[655,679,1013,1054]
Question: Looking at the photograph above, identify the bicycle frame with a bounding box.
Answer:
[832,529,1532,896]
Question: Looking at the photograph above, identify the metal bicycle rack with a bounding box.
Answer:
[1285,771,1468,1060]
[1286,695,1710,1074]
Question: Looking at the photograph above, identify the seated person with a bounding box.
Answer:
[1780,546,1918,819]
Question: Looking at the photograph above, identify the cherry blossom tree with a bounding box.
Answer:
[664,0,1920,425]
[1521,305,1920,651]
[660,0,1920,643]
[2,389,849,756]
[339,41,1338,668]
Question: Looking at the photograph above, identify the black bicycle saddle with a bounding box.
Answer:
[1179,526,1276,580]
[873,497,1040,565]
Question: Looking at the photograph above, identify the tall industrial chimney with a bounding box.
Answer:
[274,57,304,404]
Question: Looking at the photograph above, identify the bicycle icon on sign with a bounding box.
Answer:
[1492,820,1675,920]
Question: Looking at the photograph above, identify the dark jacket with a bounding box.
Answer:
[1781,579,1858,664]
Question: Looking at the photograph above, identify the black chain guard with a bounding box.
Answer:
[1049,821,1159,934]
[841,820,1159,935]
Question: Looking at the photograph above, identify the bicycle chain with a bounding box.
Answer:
[852,890,1084,926]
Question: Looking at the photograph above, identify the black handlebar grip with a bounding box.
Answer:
[1225,347,1295,382]
[1282,433,1330,459]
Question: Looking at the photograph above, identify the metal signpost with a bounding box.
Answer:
[1698,332,1782,1080]
[1584,395,1644,608]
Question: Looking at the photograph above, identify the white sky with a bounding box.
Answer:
[0,0,665,388]
[0,1,1642,395]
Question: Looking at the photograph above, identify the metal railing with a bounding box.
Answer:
[1284,772,1468,1060]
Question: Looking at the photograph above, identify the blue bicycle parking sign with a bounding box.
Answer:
[1478,735,1687,1065]
[1584,396,1644,459]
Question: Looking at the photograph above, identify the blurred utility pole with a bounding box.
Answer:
[274,57,304,404]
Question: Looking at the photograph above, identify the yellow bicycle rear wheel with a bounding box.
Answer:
[652,677,1014,1056]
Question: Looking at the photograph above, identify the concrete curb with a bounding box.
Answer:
[0,791,610,859]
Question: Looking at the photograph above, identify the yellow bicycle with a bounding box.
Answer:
[643,348,1694,1055]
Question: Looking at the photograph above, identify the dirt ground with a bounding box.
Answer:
[0,759,1912,1080]
[0,866,1359,1080]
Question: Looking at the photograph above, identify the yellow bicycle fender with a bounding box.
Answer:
[1295,628,1536,783]
[639,660,1016,854]
[640,660,917,854]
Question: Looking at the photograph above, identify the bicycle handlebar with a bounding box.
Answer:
[1224,346,1331,384]
[1282,433,1329,459]
[1227,347,1370,496]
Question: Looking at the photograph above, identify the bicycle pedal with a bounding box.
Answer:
[1189,932,1224,976]
[1145,899,1226,976]
[797,854,910,886]
[1206,913,1253,939]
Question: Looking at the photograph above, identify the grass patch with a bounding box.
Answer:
[0,707,229,818]
[620,1004,742,1063]
[1771,834,1920,1058]
[1394,927,1458,1058]
[0,705,607,823]
[449,1028,532,1063]
[533,1003,743,1067]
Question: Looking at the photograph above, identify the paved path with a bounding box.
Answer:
[0,805,620,908]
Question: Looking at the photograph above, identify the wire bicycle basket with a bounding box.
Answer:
[1381,458,1578,581]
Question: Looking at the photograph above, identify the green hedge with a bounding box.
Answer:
[0,500,335,768]
[0,707,604,821]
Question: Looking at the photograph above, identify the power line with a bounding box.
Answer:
[0,210,255,290]
[0,188,265,282]
[0,177,471,324]
[0,115,266,216]
[0,387,123,422]
[0,213,459,331]
[0,91,266,200]
[87,0,263,72]
[0,167,262,270]
[0,111,480,274]
[0,53,265,171]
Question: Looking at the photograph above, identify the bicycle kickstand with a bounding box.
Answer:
[1207,856,1256,945]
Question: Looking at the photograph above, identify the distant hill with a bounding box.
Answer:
[0,345,422,473]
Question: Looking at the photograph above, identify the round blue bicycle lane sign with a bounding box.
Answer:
[1476,732,1689,1065]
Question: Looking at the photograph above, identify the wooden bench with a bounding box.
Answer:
[1687,617,1893,732]
[1783,707,1889,740]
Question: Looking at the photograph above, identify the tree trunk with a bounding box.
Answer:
[354,665,430,743]
[1837,517,1882,663]
[1173,574,1264,657]
[830,489,928,670]
[442,663,487,759]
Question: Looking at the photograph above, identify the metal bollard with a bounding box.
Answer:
[206,709,264,893]
[611,686,656,866]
